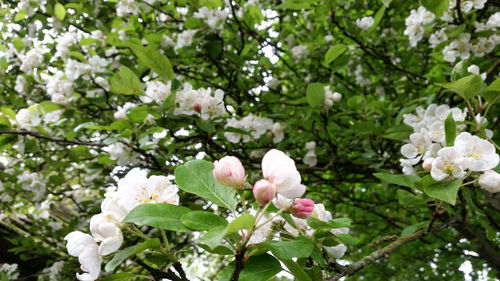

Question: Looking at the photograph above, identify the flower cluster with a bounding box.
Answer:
[193,6,228,29]
[356,16,374,30]
[404,6,435,47]
[213,150,351,258]
[174,82,226,120]
[0,263,19,280]
[224,114,284,143]
[64,168,180,280]
[291,45,309,60]
[400,104,500,192]
[303,141,317,167]
[324,86,342,108]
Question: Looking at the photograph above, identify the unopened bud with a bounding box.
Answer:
[253,179,276,205]
[291,198,314,219]
[422,157,434,172]
[213,156,245,189]
[194,103,202,112]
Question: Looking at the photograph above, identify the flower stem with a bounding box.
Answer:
[160,228,170,252]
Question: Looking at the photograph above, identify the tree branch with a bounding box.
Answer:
[326,220,453,281]
[0,130,105,147]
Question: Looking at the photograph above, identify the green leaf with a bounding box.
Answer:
[126,106,149,123]
[105,239,161,272]
[324,44,347,64]
[160,91,176,113]
[373,173,420,188]
[180,211,227,230]
[424,178,462,205]
[0,116,11,130]
[198,225,226,249]
[174,160,238,211]
[368,6,386,33]
[382,124,413,140]
[99,272,136,281]
[69,51,86,62]
[129,44,174,82]
[305,266,323,281]
[419,176,462,205]
[109,120,133,131]
[451,60,469,82]
[12,38,25,52]
[397,189,426,206]
[123,204,192,232]
[328,218,352,228]
[483,78,500,104]
[14,9,26,21]
[198,244,234,255]
[219,254,282,281]
[40,101,63,113]
[307,217,333,229]
[306,83,325,108]
[225,214,255,234]
[335,233,358,246]
[307,217,351,229]
[259,236,315,260]
[276,0,318,9]
[439,75,485,101]
[420,0,449,17]
[110,66,144,95]
[54,3,67,20]
[280,259,312,281]
[444,113,457,147]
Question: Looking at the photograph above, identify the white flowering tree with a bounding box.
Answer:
[0,0,499,280]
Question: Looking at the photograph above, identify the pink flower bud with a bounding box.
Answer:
[213,156,246,189]
[253,179,276,205]
[422,157,434,172]
[194,103,202,112]
[291,198,314,219]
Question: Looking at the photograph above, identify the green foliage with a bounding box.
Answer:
[259,236,315,260]
[420,0,449,17]
[324,44,347,64]
[105,239,161,272]
[306,83,325,108]
[110,66,144,95]
[219,254,282,281]
[417,176,462,205]
[444,113,457,147]
[373,173,421,188]
[180,211,227,230]
[175,160,238,212]
[129,44,174,82]
[123,204,192,232]
[439,75,485,101]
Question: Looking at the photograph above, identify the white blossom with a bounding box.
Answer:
[478,170,500,193]
[290,45,309,60]
[430,147,467,181]
[262,149,305,198]
[356,16,374,30]
[454,132,499,172]
[16,107,41,129]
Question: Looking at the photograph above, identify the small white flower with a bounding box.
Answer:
[290,45,309,60]
[262,149,306,198]
[478,170,500,193]
[16,107,41,129]
[356,16,374,30]
[303,151,317,167]
[454,132,499,171]
[431,147,467,181]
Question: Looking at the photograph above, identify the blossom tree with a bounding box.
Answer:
[0,0,499,280]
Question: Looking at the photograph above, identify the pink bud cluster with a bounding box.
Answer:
[213,151,315,219]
